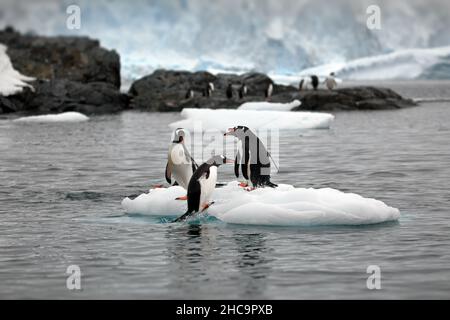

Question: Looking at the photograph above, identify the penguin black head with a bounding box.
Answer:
[173,128,185,143]
[223,125,249,137]
[330,72,335,76]
[207,155,234,166]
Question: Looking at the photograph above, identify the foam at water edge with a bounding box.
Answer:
[121,181,400,226]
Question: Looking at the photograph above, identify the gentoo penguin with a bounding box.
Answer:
[265,83,273,99]
[208,82,215,92]
[238,83,248,99]
[203,82,214,97]
[224,126,278,189]
[185,88,194,99]
[226,83,233,99]
[173,155,233,222]
[299,79,305,91]
[325,72,337,90]
[311,75,319,90]
[166,128,198,190]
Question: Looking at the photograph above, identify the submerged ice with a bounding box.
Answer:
[121,181,400,226]
[13,112,89,123]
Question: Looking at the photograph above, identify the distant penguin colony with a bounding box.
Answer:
[224,126,278,189]
[226,83,233,99]
[173,155,233,222]
[185,88,194,99]
[265,83,273,99]
[325,72,337,90]
[311,75,319,90]
[238,83,247,99]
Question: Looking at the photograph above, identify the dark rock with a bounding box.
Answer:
[0,27,121,88]
[7,79,129,115]
[129,69,416,112]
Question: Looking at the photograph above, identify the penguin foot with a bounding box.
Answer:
[239,182,248,188]
[245,187,257,192]
[201,201,215,212]
[175,195,188,201]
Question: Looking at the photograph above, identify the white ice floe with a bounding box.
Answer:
[238,100,301,111]
[169,108,334,131]
[0,43,35,96]
[13,112,89,123]
[121,181,400,226]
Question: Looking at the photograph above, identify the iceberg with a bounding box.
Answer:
[169,108,334,131]
[121,181,400,226]
[238,100,301,111]
[13,112,89,123]
[0,43,34,96]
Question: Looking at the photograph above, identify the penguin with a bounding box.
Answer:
[311,75,319,90]
[185,88,194,99]
[165,128,198,191]
[173,155,233,222]
[325,72,337,90]
[299,79,305,91]
[238,83,247,99]
[203,82,214,97]
[264,83,273,99]
[208,82,215,92]
[226,83,233,99]
[224,126,278,189]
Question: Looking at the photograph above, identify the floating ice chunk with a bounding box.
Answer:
[169,108,334,131]
[238,100,301,111]
[121,181,400,226]
[13,112,89,123]
[0,43,35,96]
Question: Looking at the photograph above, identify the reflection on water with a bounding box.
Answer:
[1,82,450,298]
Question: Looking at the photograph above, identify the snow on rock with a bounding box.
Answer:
[169,108,334,131]
[121,181,400,226]
[238,100,301,111]
[13,112,89,123]
[0,43,34,96]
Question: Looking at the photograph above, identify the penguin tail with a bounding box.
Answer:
[172,211,192,223]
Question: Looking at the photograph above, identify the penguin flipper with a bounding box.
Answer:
[165,161,172,184]
[234,152,240,178]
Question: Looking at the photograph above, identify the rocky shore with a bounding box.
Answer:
[0,27,416,115]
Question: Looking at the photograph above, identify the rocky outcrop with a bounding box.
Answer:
[129,69,416,112]
[0,27,127,115]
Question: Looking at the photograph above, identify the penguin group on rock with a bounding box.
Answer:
[299,73,338,91]
[165,126,278,222]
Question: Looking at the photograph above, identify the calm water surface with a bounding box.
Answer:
[0,81,449,299]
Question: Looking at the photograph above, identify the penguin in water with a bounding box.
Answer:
[226,83,233,99]
[311,75,319,90]
[265,83,273,99]
[173,155,233,222]
[325,72,337,90]
[224,126,278,189]
[185,88,194,99]
[165,128,198,192]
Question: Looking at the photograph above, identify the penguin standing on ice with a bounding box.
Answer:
[264,83,273,99]
[325,72,337,90]
[165,128,198,191]
[226,83,233,99]
[224,126,278,189]
[311,75,319,90]
[173,155,233,222]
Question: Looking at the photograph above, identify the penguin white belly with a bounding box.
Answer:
[172,163,193,189]
[169,144,193,189]
[199,166,217,207]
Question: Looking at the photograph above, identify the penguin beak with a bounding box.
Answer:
[224,128,235,136]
